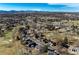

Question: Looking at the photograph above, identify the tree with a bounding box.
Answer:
[39,45,49,53]
[61,37,69,48]
[63,37,68,44]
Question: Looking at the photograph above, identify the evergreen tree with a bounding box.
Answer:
[64,37,68,44]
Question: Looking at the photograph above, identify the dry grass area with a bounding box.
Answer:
[0,25,27,55]
[0,39,26,55]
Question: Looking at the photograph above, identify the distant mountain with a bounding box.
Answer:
[0,10,21,14]
[0,10,51,14]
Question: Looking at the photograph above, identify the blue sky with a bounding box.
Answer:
[0,3,79,12]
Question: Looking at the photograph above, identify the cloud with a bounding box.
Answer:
[66,3,79,6]
[48,3,79,10]
[48,3,79,7]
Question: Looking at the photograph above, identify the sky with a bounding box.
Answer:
[0,3,79,12]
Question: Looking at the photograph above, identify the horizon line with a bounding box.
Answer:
[0,10,79,13]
